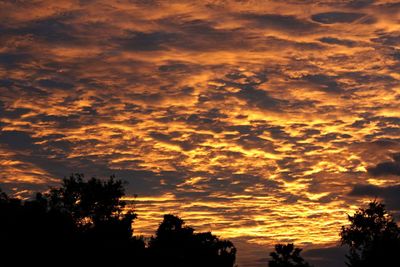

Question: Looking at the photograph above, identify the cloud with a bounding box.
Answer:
[303,246,346,267]
[236,134,275,152]
[371,32,400,46]
[239,13,319,34]
[119,31,177,51]
[118,19,252,52]
[349,184,400,210]
[0,1,399,266]
[0,52,32,66]
[37,79,74,90]
[149,131,211,151]
[346,0,375,8]
[0,130,37,151]
[300,74,344,93]
[0,107,31,119]
[235,86,284,110]
[311,12,367,24]
[367,153,400,176]
[318,37,358,47]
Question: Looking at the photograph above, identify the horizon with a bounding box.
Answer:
[1,1,399,266]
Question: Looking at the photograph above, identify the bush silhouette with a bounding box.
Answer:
[340,200,400,267]
[268,243,312,267]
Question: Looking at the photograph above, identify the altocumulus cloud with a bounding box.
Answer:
[0,1,400,267]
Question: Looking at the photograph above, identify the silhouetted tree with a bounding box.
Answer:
[1,175,238,266]
[148,214,236,267]
[48,174,128,224]
[0,175,145,265]
[340,200,400,267]
[0,190,77,264]
[269,243,312,267]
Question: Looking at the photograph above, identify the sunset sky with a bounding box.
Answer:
[0,0,399,266]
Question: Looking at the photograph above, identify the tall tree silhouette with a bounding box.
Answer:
[48,174,144,264]
[148,214,236,267]
[48,174,128,224]
[269,243,312,267]
[340,200,400,267]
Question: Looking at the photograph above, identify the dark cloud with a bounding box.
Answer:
[236,85,284,110]
[371,32,400,46]
[346,0,375,8]
[239,13,319,33]
[349,184,400,210]
[0,52,32,66]
[376,2,400,14]
[318,37,358,47]
[119,19,250,52]
[0,130,37,150]
[149,131,212,151]
[0,107,31,119]
[350,119,370,129]
[37,79,74,90]
[300,74,343,93]
[26,114,85,129]
[236,134,275,152]
[316,132,351,142]
[0,78,13,88]
[119,169,187,195]
[303,246,346,267]
[367,153,400,176]
[9,17,79,43]
[44,139,72,154]
[120,31,177,51]
[311,12,366,24]
[158,62,192,73]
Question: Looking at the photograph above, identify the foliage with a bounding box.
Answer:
[0,174,144,265]
[149,214,236,267]
[0,174,236,267]
[269,243,312,267]
[340,200,400,267]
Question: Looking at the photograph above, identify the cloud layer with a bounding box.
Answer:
[1,1,399,266]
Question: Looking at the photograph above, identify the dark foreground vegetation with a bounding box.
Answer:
[0,174,235,266]
[1,174,399,267]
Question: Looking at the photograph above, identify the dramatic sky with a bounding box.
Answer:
[0,0,399,266]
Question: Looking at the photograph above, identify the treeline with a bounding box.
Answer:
[1,174,400,267]
[0,174,235,266]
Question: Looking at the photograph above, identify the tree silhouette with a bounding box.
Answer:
[49,174,145,264]
[1,175,238,266]
[269,243,312,267]
[149,214,236,267]
[340,200,400,267]
[0,174,145,265]
[48,174,129,224]
[0,190,77,264]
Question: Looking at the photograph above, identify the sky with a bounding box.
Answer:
[0,0,399,266]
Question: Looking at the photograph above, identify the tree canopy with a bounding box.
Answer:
[0,174,144,265]
[0,174,236,267]
[268,243,312,267]
[340,200,400,267]
[149,214,236,267]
